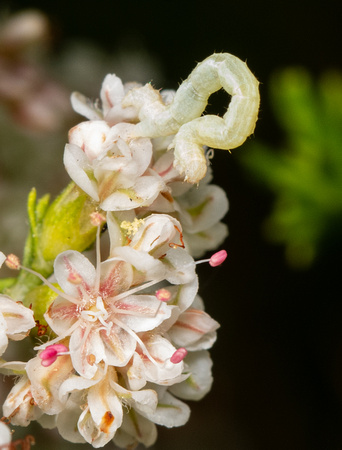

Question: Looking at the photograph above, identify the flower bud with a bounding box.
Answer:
[39,182,98,262]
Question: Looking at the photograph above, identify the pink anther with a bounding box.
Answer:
[5,253,20,270]
[209,250,227,267]
[67,271,82,284]
[39,344,68,367]
[90,211,106,227]
[170,347,188,364]
[155,288,172,302]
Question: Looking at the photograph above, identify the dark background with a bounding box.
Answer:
[3,0,342,449]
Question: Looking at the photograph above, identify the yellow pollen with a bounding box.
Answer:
[120,218,145,238]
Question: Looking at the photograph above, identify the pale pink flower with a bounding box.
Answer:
[41,214,197,382]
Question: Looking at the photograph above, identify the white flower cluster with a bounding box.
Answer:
[0,73,228,448]
[66,74,228,256]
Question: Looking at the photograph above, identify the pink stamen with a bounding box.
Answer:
[39,344,69,367]
[195,249,228,267]
[170,347,187,364]
[155,288,172,302]
[209,250,227,267]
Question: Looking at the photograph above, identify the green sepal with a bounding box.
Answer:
[24,283,59,327]
[6,188,52,301]
[39,182,98,261]
[23,188,51,270]
[6,182,98,308]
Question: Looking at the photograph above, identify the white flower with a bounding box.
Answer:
[64,121,164,211]
[138,151,229,257]
[175,178,229,257]
[113,410,157,449]
[0,295,35,356]
[2,375,43,426]
[140,385,191,428]
[168,350,214,401]
[71,73,140,125]
[166,293,219,401]
[56,366,158,448]
[41,214,197,382]
[167,306,219,351]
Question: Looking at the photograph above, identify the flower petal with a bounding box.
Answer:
[113,411,157,449]
[168,308,219,351]
[163,248,197,285]
[119,352,146,391]
[45,296,79,336]
[63,143,99,201]
[26,352,74,414]
[169,351,213,400]
[83,375,123,447]
[3,376,42,426]
[57,391,87,443]
[100,175,163,211]
[0,295,35,341]
[70,327,105,379]
[71,91,102,121]
[178,184,228,233]
[115,294,172,332]
[142,335,186,385]
[100,323,136,368]
[54,250,96,299]
[69,120,110,161]
[142,389,190,428]
[184,221,228,258]
[129,214,180,257]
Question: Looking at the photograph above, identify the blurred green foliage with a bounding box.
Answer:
[239,68,342,268]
